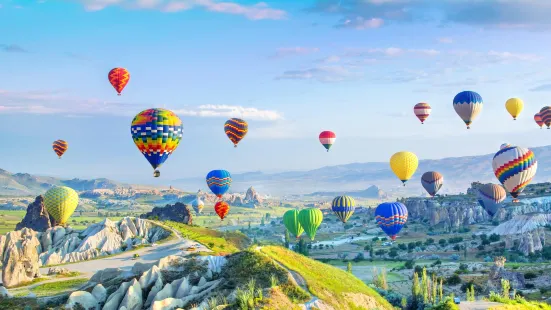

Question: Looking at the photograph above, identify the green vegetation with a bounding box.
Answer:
[261,246,393,310]
[164,221,250,255]
[30,278,88,297]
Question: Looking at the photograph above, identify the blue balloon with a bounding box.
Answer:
[375,202,408,241]
[453,90,482,105]
[206,170,232,198]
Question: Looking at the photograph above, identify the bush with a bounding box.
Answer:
[405,259,415,269]
[524,272,537,280]
[446,274,462,285]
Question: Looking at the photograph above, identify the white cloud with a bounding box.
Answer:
[335,17,384,30]
[437,37,453,44]
[0,90,283,121]
[271,47,320,59]
[275,65,362,83]
[78,0,287,20]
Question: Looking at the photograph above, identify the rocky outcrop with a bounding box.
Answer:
[244,187,263,207]
[490,214,548,255]
[1,228,41,288]
[65,291,100,310]
[140,202,193,224]
[487,256,525,292]
[15,195,57,232]
[404,198,489,229]
[70,255,228,310]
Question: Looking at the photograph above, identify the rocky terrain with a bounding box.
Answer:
[182,187,266,209]
[0,217,170,287]
[15,195,57,231]
[140,202,193,224]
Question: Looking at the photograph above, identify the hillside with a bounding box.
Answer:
[0,168,125,196]
[173,144,551,196]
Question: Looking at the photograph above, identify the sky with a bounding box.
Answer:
[1,0,551,185]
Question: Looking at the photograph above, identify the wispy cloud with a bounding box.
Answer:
[270,47,320,59]
[335,17,384,30]
[0,89,283,120]
[275,65,362,83]
[78,0,287,20]
[0,44,28,53]
[530,84,551,92]
[343,47,440,57]
[437,37,453,44]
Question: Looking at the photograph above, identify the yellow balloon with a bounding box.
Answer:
[505,98,524,120]
[390,151,418,186]
[44,186,79,225]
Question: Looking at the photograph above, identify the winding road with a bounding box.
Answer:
[458,301,502,310]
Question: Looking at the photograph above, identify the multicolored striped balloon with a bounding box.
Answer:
[421,171,444,197]
[206,170,232,198]
[534,112,544,129]
[108,67,130,96]
[131,108,183,177]
[375,202,408,241]
[214,201,230,220]
[477,183,506,217]
[492,146,537,202]
[500,143,511,150]
[52,139,68,159]
[540,106,551,129]
[413,102,431,124]
[224,118,248,147]
[319,131,336,152]
[331,195,356,223]
[453,91,483,129]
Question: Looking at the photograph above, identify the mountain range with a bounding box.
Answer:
[173,144,551,196]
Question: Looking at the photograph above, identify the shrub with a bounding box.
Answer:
[445,274,461,285]
[405,259,415,269]
[524,272,537,280]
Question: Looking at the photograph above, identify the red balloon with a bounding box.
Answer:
[214,201,230,220]
[108,68,130,95]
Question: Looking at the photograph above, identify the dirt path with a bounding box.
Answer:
[255,246,321,310]
[458,301,503,310]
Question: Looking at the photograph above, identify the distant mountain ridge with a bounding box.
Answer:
[173,144,551,196]
[307,185,386,199]
[0,168,124,196]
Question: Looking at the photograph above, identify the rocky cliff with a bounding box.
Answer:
[140,202,193,224]
[182,187,266,209]
[15,195,57,232]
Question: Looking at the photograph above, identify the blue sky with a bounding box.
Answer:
[1,0,551,185]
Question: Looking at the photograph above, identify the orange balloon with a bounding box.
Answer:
[214,201,230,220]
[108,68,130,95]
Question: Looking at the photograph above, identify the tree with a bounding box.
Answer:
[261,218,265,226]
[284,230,290,248]
[412,272,421,307]
[405,260,415,269]
[265,213,271,220]
[347,262,352,273]
[464,242,468,259]
[501,279,510,299]
[372,267,388,290]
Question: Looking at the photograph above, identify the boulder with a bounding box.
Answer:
[0,285,12,298]
[15,196,57,232]
[47,267,70,275]
[140,202,192,224]
[65,291,99,310]
[1,228,41,287]
[151,298,184,310]
[91,284,107,304]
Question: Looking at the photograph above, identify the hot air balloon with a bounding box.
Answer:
[52,140,68,159]
[224,118,248,147]
[206,170,232,198]
[421,171,443,197]
[131,108,183,177]
[298,208,323,240]
[375,202,408,241]
[540,107,551,129]
[108,67,130,96]
[44,186,79,225]
[319,131,336,152]
[192,197,204,214]
[500,143,511,150]
[492,146,537,203]
[390,151,418,186]
[413,102,431,124]
[534,112,544,129]
[283,210,304,239]
[477,184,506,217]
[505,98,523,120]
[331,195,356,223]
[214,201,229,220]
[453,91,483,129]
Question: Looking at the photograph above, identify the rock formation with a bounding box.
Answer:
[490,214,548,255]
[15,195,57,232]
[404,198,489,229]
[487,256,525,292]
[1,228,41,287]
[140,202,192,224]
[0,217,170,287]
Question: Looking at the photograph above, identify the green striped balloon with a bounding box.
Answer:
[298,208,323,240]
[283,210,304,239]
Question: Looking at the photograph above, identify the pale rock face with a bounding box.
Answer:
[119,279,143,310]
[151,298,184,310]
[490,214,549,255]
[0,285,12,298]
[91,284,107,304]
[138,265,163,290]
[65,291,99,310]
[1,228,41,287]
[103,281,132,310]
[144,277,164,308]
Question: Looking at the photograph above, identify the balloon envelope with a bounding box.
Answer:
[477,184,506,217]
[375,202,408,241]
[390,151,418,185]
[500,143,511,150]
[283,210,304,239]
[492,146,537,200]
[298,208,323,240]
[331,195,356,223]
[534,113,544,128]
[44,186,79,225]
[206,170,232,198]
[224,118,248,147]
[453,91,483,129]
[413,103,431,124]
[131,109,183,175]
[214,201,229,220]
[319,131,336,152]
[540,107,551,129]
[108,68,130,95]
[52,140,68,159]
[505,98,524,120]
[192,197,204,214]
[421,171,444,196]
